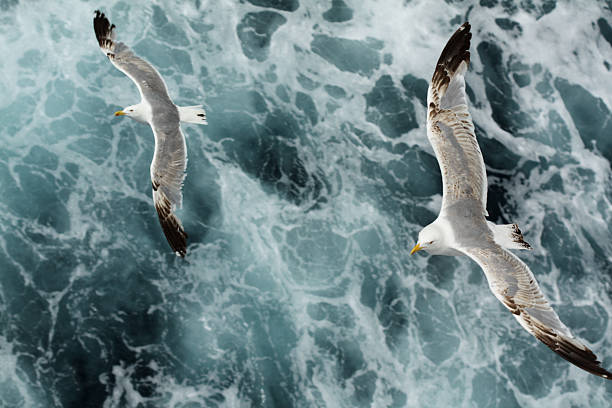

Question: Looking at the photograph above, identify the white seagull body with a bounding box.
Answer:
[411,22,611,379]
[93,10,207,257]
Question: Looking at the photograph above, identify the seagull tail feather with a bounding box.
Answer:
[178,105,208,125]
[488,222,532,250]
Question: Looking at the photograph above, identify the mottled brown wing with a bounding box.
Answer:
[463,244,611,379]
[426,22,488,216]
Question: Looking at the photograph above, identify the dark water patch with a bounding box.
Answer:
[311,35,381,76]
[414,285,460,364]
[32,249,76,292]
[350,370,377,406]
[479,0,554,17]
[543,110,570,150]
[554,77,612,164]
[67,136,111,165]
[134,39,193,74]
[43,261,167,407]
[477,130,521,171]
[500,335,563,398]
[356,143,441,225]
[392,149,441,197]
[477,41,534,134]
[508,55,530,88]
[246,0,299,11]
[535,71,554,99]
[210,89,268,115]
[324,84,346,99]
[389,388,408,407]
[425,256,457,292]
[237,304,300,406]
[0,252,27,325]
[495,18,522,36]
[476,126,524,223]
[541,211,583,280]
[237,11,287,62]
[206,97,328,205]
[275,84,290,102]
[151,5,189,46]
[2,164,71,233]
[23,145,58,170]
[557,302,608,343]
[354,228,384,258]
[3,282,52,355]
[297,73,319,90]
[598,18,612,48]
[471,368,520,408]
[377,274,410,352]
[0,0,18,11]
[181,135,222,247]
[581,227,612,288]
[296,92,318,125]
[323,0,353,23]
[541,172,564,193]
[520,110,571,152]
[365,75,418,138]
[0,93,38,136]
[17,49,42,70]
[520,0,556,19]
[400,74,428,107]
[358,262,379,310]
[307,302,356,328]
[512,72,530,87]
[314,328,365,379]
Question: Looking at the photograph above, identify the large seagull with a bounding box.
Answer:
[93,10,207,257]
[411,22,611,379]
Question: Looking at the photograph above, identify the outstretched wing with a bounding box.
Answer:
[462,243,611,379]
[151,124,188,257]
[427,22,488,216]
[93,10,174,106]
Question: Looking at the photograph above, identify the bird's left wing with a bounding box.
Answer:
[427,22,488,216]
[93,10,173,105]
[461,243,611,379]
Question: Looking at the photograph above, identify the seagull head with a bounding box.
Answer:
[114,104,147,123]
[411,221,445,255]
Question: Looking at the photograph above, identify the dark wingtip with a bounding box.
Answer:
[153,191,188,258]
[432,21,472,86]
[530,317,612,379]
[93,9,114,49]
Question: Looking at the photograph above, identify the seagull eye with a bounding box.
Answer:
[428,241,434,244]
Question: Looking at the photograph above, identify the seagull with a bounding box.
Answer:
[410,22,611,379]
[93,10,207,257]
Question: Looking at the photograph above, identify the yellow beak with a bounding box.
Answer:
[114,110,125,116]
[410,243,423,255]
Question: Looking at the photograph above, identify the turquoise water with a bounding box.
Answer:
[0,0,611,406]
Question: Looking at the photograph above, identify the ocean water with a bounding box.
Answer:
[0,0,611,406]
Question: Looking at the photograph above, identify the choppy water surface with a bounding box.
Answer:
[0,0,611,406]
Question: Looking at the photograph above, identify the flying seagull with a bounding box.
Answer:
[93,10,207,257]
[411,22,611,379]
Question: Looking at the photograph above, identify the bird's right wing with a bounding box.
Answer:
[427,22,488,216]
[151,124,188,257]
[461,243,611,379]
[93,10,173,105]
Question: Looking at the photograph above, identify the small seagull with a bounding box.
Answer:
[93,10,208,257]
[411,22,611,379]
